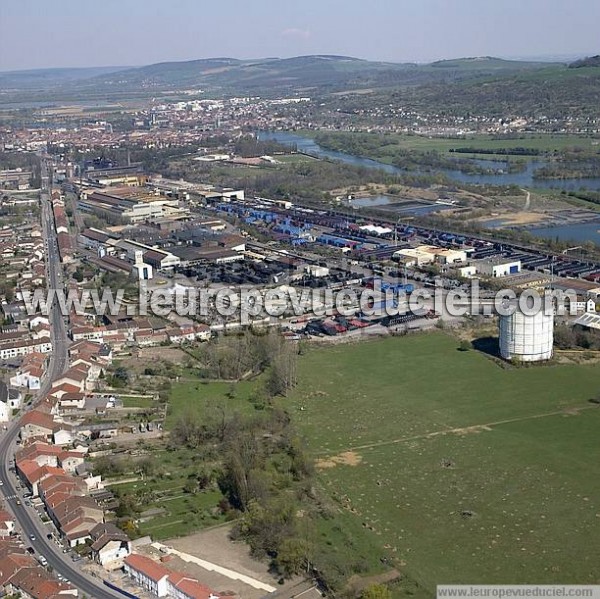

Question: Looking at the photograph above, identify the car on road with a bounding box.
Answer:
[16,500,21,506]
[29,534,36,541]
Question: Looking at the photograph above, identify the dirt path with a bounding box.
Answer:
[316,404,597,457]
[151,542,277,592]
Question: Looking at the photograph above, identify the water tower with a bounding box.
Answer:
[499,309,554,362]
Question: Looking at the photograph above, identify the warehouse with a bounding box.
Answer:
[477,258,521,278]
[80,187,188,224]
[393,247,436,267]
[434,248,468,264]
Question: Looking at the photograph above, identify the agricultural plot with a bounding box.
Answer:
[107,382,261,541]
[109,447,228,540]
[314,131,598,161]
[287,333,600,592]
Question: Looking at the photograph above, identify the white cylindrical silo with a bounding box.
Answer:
[499,309,554,362]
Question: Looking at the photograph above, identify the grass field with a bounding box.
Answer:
[106,382,262,540]
[110,446,228,540]
[311,130,599,162]
[165,379,258,428]
[286,333,600,593]
[120,395,155,408]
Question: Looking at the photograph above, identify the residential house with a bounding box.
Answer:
[90,522,132,568]
[0,509,15,537]
[16,442,62,468]
[51,495,105,547]
[19,410,57,443]
[124,553,171,597]
[7,566,78,598]
[123,553,222,599]
[0,336,52,360]
[16,460,65,496]
[167,572,221,599]
[9,351,46,389]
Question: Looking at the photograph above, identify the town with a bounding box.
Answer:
[2,4,600,598]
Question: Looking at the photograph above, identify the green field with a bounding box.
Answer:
[389,133,597,156]
[286,333,600,592]
[166,379,258,427]
[105,382,261,540]
[110,446,228,540]
[311,130,599,162]
[120,395,155,408]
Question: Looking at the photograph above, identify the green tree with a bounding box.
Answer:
[361,584,393,599]
[275,536,313,578]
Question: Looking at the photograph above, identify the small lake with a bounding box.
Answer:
[258,130,600,191]
[528,222,600,244]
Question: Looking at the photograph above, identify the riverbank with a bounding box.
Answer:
[257,130,600,191]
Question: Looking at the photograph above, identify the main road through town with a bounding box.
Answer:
[0,160,124,598]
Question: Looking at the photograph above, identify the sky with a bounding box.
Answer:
[0,0,598,71]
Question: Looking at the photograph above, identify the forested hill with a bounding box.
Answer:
[569,55,600,68]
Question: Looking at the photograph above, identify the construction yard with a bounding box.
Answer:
[286,332,600,595]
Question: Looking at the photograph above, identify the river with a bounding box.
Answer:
[257,130,600,192]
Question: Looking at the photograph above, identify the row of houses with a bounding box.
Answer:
[71,319,210,347]
[0,221,46,288]
[123,553,221,599]
[0,539,77,598]
[52,191,74,263]
[13,363,134,567]
[0,218,54,363]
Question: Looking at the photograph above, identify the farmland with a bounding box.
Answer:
[104,380,261,540]
[286,333,600,594]
[313,130,600,163]
[106,444,228,540]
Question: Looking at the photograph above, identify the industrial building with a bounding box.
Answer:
[83,162,147,187]
[477,258,521,278]
[433,248,468,264]
[0,168,32,190]
[393,245,466,267]
[79,187,188,224]
[393,247,436,267]
[499,309,554,362]
[573,312,600,331]
[132,251,153,280]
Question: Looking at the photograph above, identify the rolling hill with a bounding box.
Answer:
[2,54,595,107]
[82,54,567,95]
[0,66,131,90]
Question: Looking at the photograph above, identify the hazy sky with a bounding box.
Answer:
[1,0,598,71]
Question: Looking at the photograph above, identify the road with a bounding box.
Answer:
[0,160,124,599]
